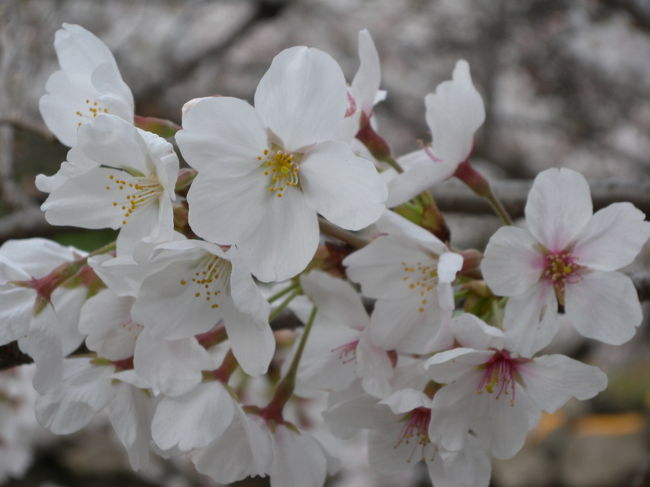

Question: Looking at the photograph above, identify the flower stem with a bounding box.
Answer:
[263,306,318,420]
[268,282,300,303]
[88,240,117,258]
[269,290,301,322]
[453,161,513,226]
[318,217,368,249]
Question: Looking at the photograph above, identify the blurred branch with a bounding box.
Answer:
[0,206,49,241]
[601,0,650,32]
[136,0,290,110]
[434,178,650,218]
[0,116,55,142]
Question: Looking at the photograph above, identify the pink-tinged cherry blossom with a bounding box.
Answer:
[387,60,485,207]
[0,239,88,393]
[344,210,463,353]
[425,313,608,459]
[482,167,650,353]
[40,114,179,257]
[289,270,394,398]
[177,46,387,282]
[324,383,491,487]
[39,23,134,147]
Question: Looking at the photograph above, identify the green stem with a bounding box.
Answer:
[268,282,300,304]
[263,306,318,420]
[268,290,301,321]
[88,240,117,258]
[484,189,513,226]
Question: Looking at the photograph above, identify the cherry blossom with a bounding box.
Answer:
[344,210,463,353]
[290,270,394,398]
[387,60,485,207]
[40,114,179,256]
[482,167,650,353]
[177,46,387,282]
[39,23,134,147]
[131,239,274,376]
[425,313,608,459]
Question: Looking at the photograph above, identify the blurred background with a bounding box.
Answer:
[1,0,650,486]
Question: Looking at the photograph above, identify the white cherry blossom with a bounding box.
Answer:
[482,167,650,353]
[290,270,394,398]
[344,210,462,353]
[177,46,387,282]
[0,239,87,393]
[40,114,179,257]
[387,60,485,206]
[39,23,134,147]
[131,239,274,376]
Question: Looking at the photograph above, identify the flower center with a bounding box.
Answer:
[258,148,300,198]
[75,98,109,127]
[542,250,582,305]
[106,174,163,225]
[477,350,521,405]
[331,339,359,364]
[179,255,231,310]
[400,260,437,312]
[394,407,433,463]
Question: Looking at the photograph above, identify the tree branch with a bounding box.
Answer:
[434,178,650,218]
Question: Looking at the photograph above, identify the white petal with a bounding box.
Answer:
[228,248,271,331]
[0,238,81,276]
[482,226,544,296]
[187,170,268,245]
[565,270,642,345]
[438,252,463,283]
[502,283,559,357]
[344,235,433,299]
[351,29,381,115]
[238,188,319,282]
[255,46,348,151]
[387,149,456,207]
[451,313,504,350]
[107,383,153,471]
[54,24,120,83]
[573,202,650,271]
[0,285,33,345]
[375,208,448,254]
[367,423,421,474]
[191,411,273,482]
[79,291,140,360]
[77,114,148,174]
[131,256,225,339]
[19,307,64,393]
[379,388,430,414]
[428,438,492,487]
[521,354,607,413]
[270,426,328,487]
[525,168,593,251]
[35,359,115,434]
[222,300,275,376]
[301,141,386,230]
[426,348,493,383]
[356,331,394,398]
[300,270,369,330]
[152,381,235,451]
[176,96,267,176]
[425,60,485,167]
[41,167,135,229]
[133,331,213,396]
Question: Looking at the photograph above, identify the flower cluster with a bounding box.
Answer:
[1,23,648,487]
